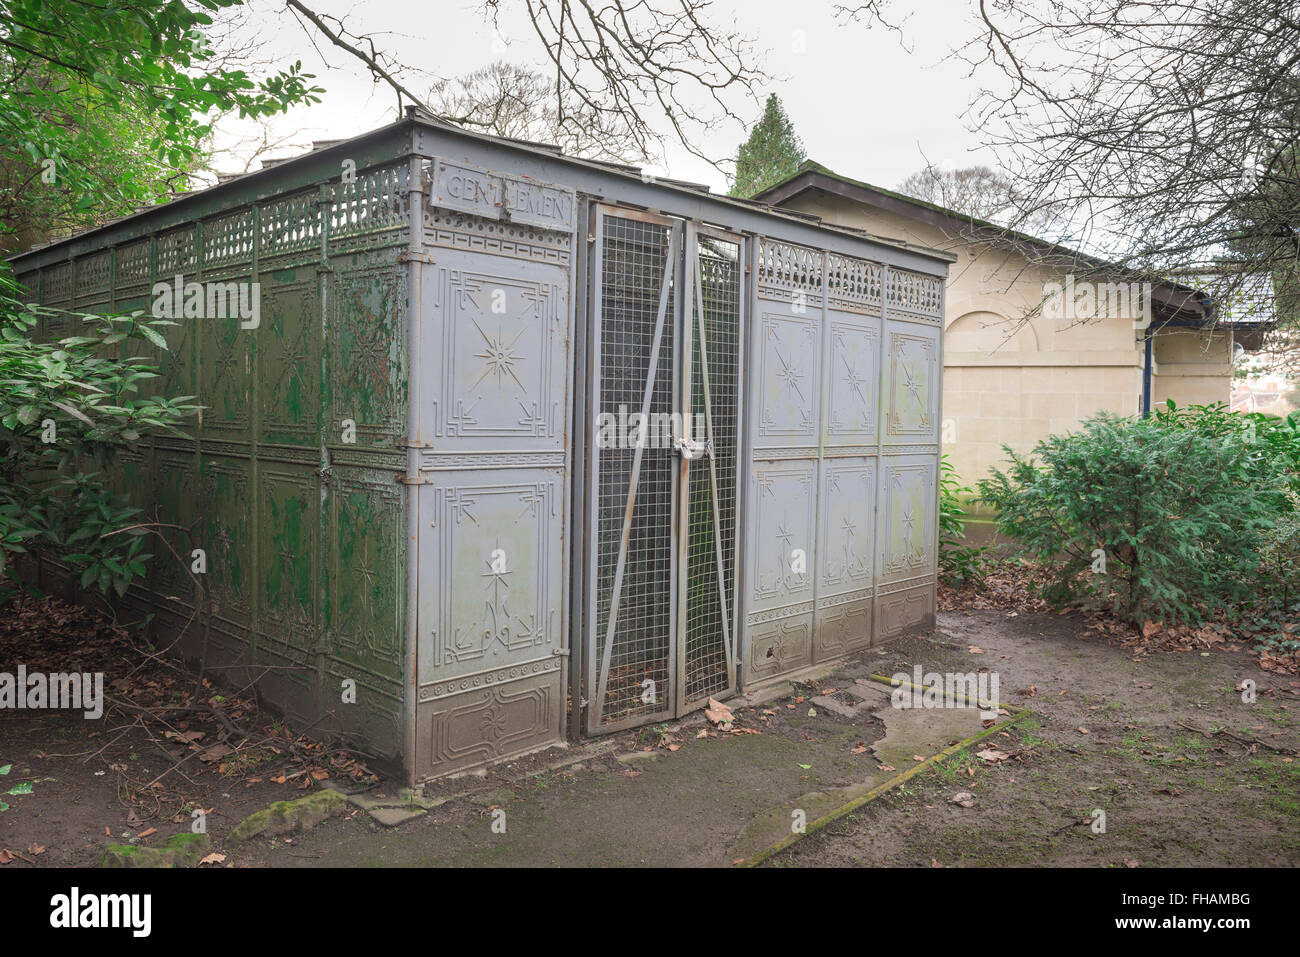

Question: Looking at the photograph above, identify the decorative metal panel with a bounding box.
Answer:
[430,261,566,449]
[818,457,875,594]
[750,461,816,611]
[825,313,880,445]
[878,454,937,584]
[414,173,573,779]
[744,251,943,688]
[757,311,820,445]
[198,311,252,439]
[201,455,253,631]
[417,473,561,679]
[259,276,319,446]
[883,320,939,444]
[327,249,408,448]
[326,468,405,677]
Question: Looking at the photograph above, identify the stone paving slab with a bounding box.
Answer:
[254,664,1017,867]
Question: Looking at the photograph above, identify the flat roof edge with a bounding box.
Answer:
[10,116,956,275]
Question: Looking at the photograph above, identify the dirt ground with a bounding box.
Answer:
[2,595,1297,867]
[768,609,1300,867]
[0,596,378,867]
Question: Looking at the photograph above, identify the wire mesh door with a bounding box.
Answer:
[586,210,741,733]
[588,209,680,732]
[679,225,742,712]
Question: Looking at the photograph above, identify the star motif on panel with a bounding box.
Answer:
[841,354,868,406]
[472,320,527,391]
[774,347,805,401]
[902,360,923,407]
[214,341,239,382]
[355,537,379,618]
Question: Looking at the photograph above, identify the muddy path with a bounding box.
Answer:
[767,610,1300,867]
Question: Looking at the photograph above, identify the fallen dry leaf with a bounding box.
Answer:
[977,749,1010,763]
[196,742,232,763]
[136,827,157,839]
[198,852,226,866]
[0,849,13,865]
[877,764,896,772]
[163,730,206,744]
[951,792,976,808]
[27,843,44,855]
[704,697,734,729]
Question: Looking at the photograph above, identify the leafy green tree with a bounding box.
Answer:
[0,0,323,248]
[729,93,805,198]
[0,0,322,601]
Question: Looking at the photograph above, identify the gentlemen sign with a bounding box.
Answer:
[431,159,575,232]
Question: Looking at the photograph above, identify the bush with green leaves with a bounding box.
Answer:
[1256,488,1300,652]
[1151,400,1300,492]
[978,409,1291,626]
[0,267,197,603]
[938,454,988,587]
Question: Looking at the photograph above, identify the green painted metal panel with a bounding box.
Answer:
[13,158,415,769]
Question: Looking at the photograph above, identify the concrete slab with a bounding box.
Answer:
[370,806,426,828]
[251,661,1022,867]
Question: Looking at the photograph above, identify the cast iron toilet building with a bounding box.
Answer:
[9,110,954,783]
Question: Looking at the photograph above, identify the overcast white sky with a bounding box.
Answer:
[212,0,1002,192]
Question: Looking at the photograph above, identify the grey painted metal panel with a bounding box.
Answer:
[412,160,574,779]
[742,241,944,690]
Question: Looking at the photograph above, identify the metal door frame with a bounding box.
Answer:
[675,221,745,715]
[585,205,682,733]
[582,205,744,734]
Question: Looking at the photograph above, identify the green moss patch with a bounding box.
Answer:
[225,787,346,846]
